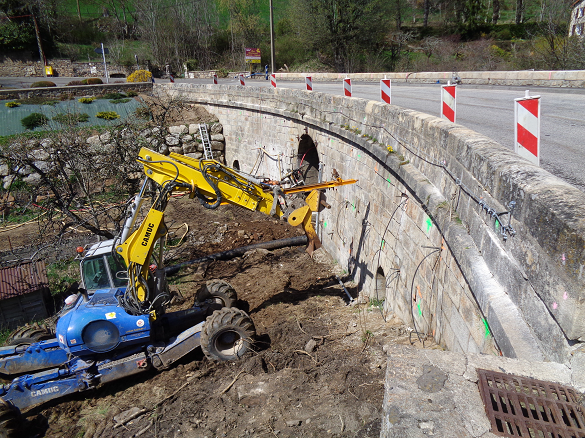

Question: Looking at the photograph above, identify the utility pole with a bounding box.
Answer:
[269,0,276,74]
[101,43,109,84]
[30,9,47,77]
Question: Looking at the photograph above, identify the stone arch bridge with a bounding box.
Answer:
[159,83,585,365]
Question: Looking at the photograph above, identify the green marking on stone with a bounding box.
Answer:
[425,217,433,233]
[495,220,500,231]
[417,302,422,317]
[324,222,328,228]
[381,239,385,250]
[482,318,491,338]
[352,203,356,211]
[386,177,391,187]
[357,154,361,159]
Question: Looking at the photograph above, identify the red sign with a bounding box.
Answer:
[245,48,261,63]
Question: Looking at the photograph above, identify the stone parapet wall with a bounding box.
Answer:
[274,70,585,88]
[0,83,153,101]
[160,83,585,364]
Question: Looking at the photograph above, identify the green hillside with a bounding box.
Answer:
[1,0,583,74]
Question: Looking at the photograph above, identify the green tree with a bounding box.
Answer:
[290,0,390,72]
[0,20,35,51]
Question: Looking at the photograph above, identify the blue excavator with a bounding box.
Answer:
[0,147,356,435]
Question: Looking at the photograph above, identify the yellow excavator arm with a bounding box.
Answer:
[116,147,356,317]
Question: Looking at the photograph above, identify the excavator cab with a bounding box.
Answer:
[77,240,127,293]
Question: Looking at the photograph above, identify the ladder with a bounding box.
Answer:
[199,124,213,160]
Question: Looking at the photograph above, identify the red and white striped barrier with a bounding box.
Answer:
[514,90,541,166]
[213,74,218,85]
[239,74,245,86]
[381,78,391,104]
[344,78,352,97]
[441,82,457,123]
[305,76,313,91]
[270,74,276,88]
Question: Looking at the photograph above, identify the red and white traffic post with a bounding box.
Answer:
[441,81,457,123]
[213,74,218,85]
[514,90,541,166]
[239,74,245,86]
[270,74,276,88]
[344,77,352,97]
[380,77,391,104]
[305,76,313,91]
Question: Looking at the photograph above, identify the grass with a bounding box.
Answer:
[361,329,374,343]
[369,298,385,311]
[0,328,12,346]
[47,259,80,296]
[0,205,39,224]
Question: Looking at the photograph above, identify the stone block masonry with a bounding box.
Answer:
[159,83,585,364]
[0,83,153,101]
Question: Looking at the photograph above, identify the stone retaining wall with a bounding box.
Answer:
[160,83,585,364]
[0,58,135,78]
[0,83,153,101]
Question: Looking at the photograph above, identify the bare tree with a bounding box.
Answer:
[0,122,148,241]
[492,0,500,24]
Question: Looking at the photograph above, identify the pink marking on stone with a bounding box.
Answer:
[553,302,558,310]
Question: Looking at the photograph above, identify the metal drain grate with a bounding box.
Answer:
[477,368,585,438]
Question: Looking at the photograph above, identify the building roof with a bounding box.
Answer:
[0,260,49,300]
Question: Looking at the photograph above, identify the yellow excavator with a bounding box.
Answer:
[115,147,356,320]
[0,147,356,436]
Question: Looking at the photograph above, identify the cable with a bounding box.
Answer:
[409,247,441,344]
[372,197,408,321]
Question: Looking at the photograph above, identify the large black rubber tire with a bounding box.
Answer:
[201,308,255,361]
[0,400,21,438]
[198,280,237,308]
[4,323,54,347]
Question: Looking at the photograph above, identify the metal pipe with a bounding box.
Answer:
[336,276,354,304]
[120,179,149,243]
[165,235,308,276]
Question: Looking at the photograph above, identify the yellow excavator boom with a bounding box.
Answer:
[116,147,356,316]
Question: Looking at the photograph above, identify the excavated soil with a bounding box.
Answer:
[3,196,428,438]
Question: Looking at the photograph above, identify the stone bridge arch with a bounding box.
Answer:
[160,83,585,364]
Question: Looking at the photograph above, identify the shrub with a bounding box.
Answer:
[21,113,49,130]
[78,97,95,104]
[127,70,152,83]
[41,100,58,106]
[82,78,103,85]
[102,92,126,99]
[109,98,131,104]
[96,111,120,120]
[5,101,20,108]
[134,106,150,119]
[66,80,84,86]
[126,90,138,97]
[52,112,90,125]
[30,81,56,88]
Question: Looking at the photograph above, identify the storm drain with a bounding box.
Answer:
[477,369,585,438]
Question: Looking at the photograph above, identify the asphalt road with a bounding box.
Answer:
[2,76,584,191]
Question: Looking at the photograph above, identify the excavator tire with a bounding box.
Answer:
[0,400,21,438]
[201,308,255,361]
[198,280,237,308]
[4,322,54,347]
